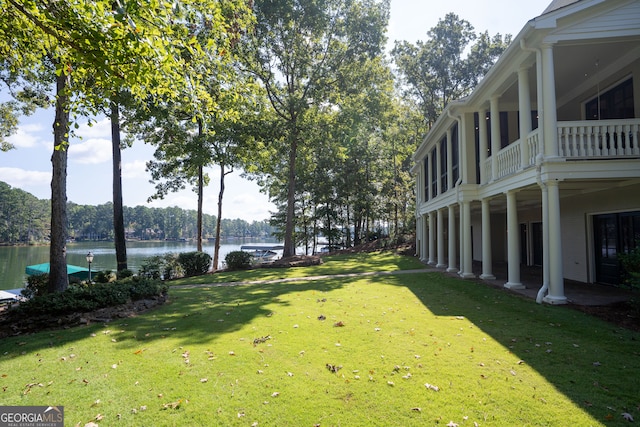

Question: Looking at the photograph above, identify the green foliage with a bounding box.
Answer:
[117,269,134,280]
[22,273,49,299]
[177,251,212,277]
[241,0,391,256]
[92,270,116,283]
[392,13,511,127]
[619,244,640,289]
[139,254,184,281]
[0,181,275,244]
[224,250,253,270]
[12,276,165,317]
[0,181,50,244]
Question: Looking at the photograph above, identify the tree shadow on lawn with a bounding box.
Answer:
[381,271,640,425]
[95,277,350,348]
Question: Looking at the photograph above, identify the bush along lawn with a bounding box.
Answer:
[0,254,638,426]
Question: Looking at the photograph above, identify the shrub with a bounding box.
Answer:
[140,254,184,280]
[225,250,253,270]
[11,277,166,317]
[178,251,212,277]
[22,273,49,299]
[619,244,640,290]
[93,270,116,283]
[117,269,134,280]
[139,255,163,280]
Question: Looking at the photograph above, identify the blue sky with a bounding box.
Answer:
[0,0,549,222]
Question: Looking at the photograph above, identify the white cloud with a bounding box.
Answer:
[69,138,112,164]
[122,160,149,179]
[224,192,273,222]
[0,167,50,189]
[6,123,48,148]
[73,117,111,139]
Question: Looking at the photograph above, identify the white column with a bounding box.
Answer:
[505,190,524,289]
[490,96,501,181]
[421,214,428,262]
[536,183,550,302]
[446,128,453,191]
[427,151,432,200]
[480,199,495,280]
[543,180,567,304]
[541,43,559,158]
[436,209,446,268]
[417,161,423,205]
[435,143,441,196]
[518,66,532,168]
[447,205,458,272]
[479,108,489,184]
[459,201,475,278]
[428,212,436,265]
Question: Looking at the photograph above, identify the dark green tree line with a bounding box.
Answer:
[0,181,274,244]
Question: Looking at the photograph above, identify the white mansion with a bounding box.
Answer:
[412,0,640,304]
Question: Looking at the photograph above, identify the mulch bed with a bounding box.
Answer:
[568,301,640,332]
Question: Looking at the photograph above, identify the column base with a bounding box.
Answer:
[459,272,476,279]
[427,261,437,266]
[479,273,496,280]
[504,282,525,290]
[543,294,568,305]
[446,267,458,273]
[436,263,447,269]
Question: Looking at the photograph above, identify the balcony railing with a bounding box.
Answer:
[483,119,640,184]
[558,119,640,158]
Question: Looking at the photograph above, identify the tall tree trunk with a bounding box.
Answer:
[111,101,127,272]
[48,71,70,293]
[196,119,204,253]
[283,131,298,258]
[213,163,226,271]
[197,164,204,252]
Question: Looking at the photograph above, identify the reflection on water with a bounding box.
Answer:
[0,239,282,290]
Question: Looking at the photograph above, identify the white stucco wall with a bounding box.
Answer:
[560,183,640,283]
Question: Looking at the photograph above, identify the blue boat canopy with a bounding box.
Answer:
[25,263,91,280]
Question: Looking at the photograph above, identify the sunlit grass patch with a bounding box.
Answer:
[169,251,426,286]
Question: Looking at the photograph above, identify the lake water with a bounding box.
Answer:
[0,240,283,291]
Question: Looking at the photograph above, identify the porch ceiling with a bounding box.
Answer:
[476,177,639,215]
[497,38,640,110]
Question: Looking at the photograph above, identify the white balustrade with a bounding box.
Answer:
[558,119,640,159]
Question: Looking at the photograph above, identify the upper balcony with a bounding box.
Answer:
[483,118,640,184]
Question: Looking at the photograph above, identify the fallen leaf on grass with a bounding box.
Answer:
[446,422,458,427]
[162,399,184,410]
[622,412,634,421]
[411,407,421,412]
[253,336,271,346]
[326,364,342,373]
[334,321,345,327]
[424,383,439,392]
[271,392,280,397]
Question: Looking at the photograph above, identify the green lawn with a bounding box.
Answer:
[1,252,638,426]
